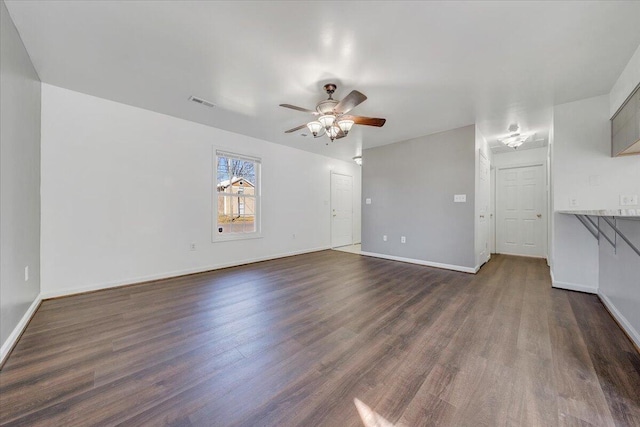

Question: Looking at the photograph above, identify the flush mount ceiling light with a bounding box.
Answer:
[280,83,386,144]
[353,155,362,166]
[499,133,530,149]
[498,124,530,149]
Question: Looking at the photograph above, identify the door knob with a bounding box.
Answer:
[480,215,485,218]
[537,214,542,218]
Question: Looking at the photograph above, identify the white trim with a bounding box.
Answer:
[497,252,547,259]
[494,161,545,170]
[551,279,598,294]
[495,162,548,258]
[1,294,42,367]
[598,292,640,350]
[360,251,478,274]
[212,148,262,243]
[41,246,330,299]
[215,149,261,164]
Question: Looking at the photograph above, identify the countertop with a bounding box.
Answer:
[557,209,640,218]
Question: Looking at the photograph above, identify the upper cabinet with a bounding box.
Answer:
[611,83,640,157]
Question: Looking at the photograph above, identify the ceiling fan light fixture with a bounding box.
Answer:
[281,83,385,144]
[327,125,340,140]
[337,119,354,135]
[318,114,335,130]
[306,121,323,137]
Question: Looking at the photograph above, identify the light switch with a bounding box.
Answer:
[454,194,466,203]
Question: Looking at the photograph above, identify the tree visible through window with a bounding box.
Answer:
[215,151,260,239]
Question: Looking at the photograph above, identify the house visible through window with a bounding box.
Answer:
[215,150,260,240]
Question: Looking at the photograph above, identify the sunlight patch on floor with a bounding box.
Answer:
[354,398,395,427]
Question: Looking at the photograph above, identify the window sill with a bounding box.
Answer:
[212,233,263,243]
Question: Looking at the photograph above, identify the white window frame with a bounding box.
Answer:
[212,149,262,242]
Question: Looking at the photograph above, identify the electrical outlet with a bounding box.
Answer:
[383,235,387,242]
[365,198,372,205]
[620,195,639,206]
[24,266,29,282]
[190,242,196,251]
[569,197,579,207]
[401,236,406,244]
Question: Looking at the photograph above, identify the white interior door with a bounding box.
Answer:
[478,151,491,265]
[331,173,353,248]
[496,165,546,257]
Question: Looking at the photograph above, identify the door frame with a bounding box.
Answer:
[330,171,354,248]
[477,149,491,266]
[494,161,548,259]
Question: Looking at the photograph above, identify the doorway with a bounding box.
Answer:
[495,164,547,258]
[330,172,353,248]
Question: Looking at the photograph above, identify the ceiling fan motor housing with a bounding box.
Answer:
[317,99,339,115]
[323,83,337,97]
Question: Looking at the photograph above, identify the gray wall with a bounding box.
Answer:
[599,219,640,345]
[362,125,476,269]
[1,1,41,350]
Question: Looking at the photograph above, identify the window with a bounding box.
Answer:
[214,150,261,241]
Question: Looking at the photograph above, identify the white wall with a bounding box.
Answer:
[0,1,41,360]
[603,43,640,348]
[610,43,640,117]
[598,218,640,347]
[552,94,640,292]
[40,84,361,296]
[554,95,639,211]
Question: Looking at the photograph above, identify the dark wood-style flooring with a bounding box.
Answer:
[1,252,639,426]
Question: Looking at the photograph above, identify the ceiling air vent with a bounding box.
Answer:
[188,96,215,108]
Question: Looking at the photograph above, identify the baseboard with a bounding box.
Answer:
[496,251,547,259]
[0,294,42,368]
[40,246,331,300]
[551,280,598,294]
[598,293,640,352]
[360,251,477,274]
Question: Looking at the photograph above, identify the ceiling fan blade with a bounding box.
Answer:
[284,123,308,133]
[342,115,386,127]
[279,104,318,114]
[334,90,367,114]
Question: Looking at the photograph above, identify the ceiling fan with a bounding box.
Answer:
[280,83,386,143]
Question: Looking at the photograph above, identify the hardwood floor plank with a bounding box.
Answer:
[548,291,616,427]
[0,252,638,426]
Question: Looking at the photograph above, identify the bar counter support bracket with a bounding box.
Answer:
[573,214,640,258]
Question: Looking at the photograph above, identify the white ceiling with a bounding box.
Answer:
[5,1,640,161]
